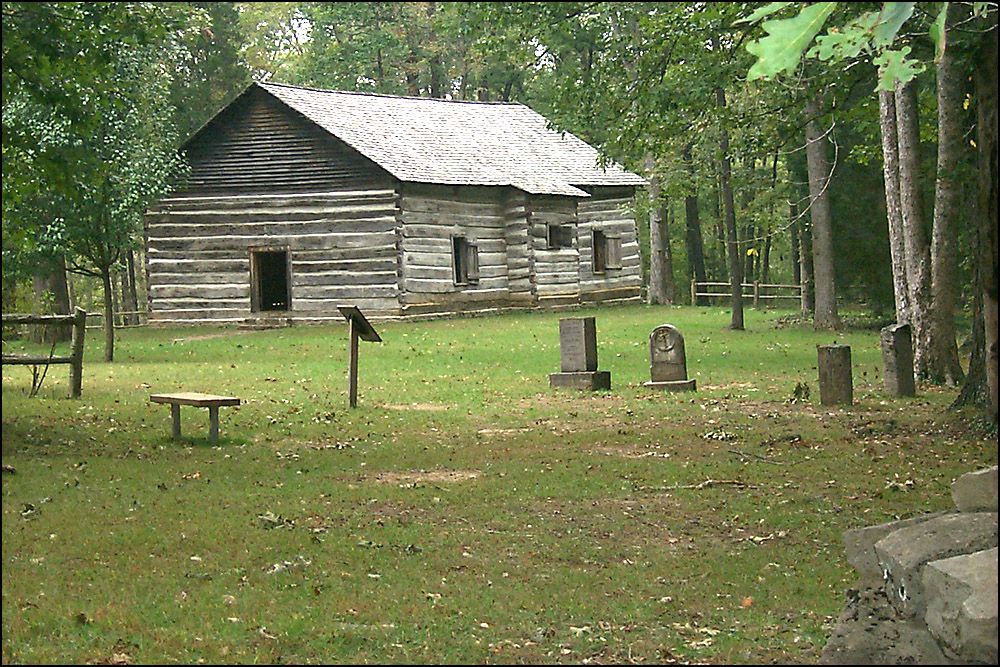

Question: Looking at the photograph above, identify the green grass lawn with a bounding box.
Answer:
[2,304,995,664]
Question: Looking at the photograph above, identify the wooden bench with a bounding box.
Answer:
[150,392,241,444]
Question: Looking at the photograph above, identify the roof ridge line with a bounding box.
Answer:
[256,80,526,107]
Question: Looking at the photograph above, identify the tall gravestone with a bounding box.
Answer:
[818,344,853,406]
[881,323,916,397]
[643,324,696,391]
[549,317,611,390]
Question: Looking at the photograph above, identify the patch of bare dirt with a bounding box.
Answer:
[592,444,674,460]
[382,403,451,411]
[372,469,480,484]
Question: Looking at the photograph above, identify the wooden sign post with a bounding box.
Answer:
[337,305,381,408]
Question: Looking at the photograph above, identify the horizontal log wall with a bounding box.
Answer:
[577,187,642,301]
[146,190,402,324]
[398,184,513,309]
[176,86,392,196]
[529,195,581,300]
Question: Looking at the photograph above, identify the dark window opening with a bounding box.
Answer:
[251,249,291,311]
[453,236,480,286]
[547,224,575,249]
[592,230,622,274]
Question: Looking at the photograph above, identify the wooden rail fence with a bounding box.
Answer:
[691,279,802,308]
[1,307,87,397]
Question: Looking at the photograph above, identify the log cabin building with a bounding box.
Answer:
[145,82,646,324]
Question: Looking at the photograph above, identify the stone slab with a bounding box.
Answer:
[875,512,998,619]
[843,512,949,584]
[952,466,998,513]
[643,379,696,392]
[818,345,853,406]
[923,547,998,664]
[880,323,916,397]
[559,318,598,372]
[549,371,611,391]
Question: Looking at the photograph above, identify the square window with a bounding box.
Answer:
[547,224,574,249]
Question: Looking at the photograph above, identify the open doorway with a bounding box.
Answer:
[250,248,291,312]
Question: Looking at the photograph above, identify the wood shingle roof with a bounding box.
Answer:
[255,82,646,198]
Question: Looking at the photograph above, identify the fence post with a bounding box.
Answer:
[690,278,698,306]
[753,281,760,309]
[69,307,86,398]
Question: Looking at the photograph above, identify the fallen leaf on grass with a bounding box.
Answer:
[741,596,754,608]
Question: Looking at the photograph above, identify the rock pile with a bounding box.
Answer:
[822,465,998,664]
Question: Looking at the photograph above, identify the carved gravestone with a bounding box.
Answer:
[643,324,696,391]
[549,317,611,390]
[818,344,853,406]
[881,323,916,397]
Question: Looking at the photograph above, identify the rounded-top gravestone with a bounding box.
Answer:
[643,324,696,391]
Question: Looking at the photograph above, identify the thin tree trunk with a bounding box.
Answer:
[805,95,839,329]
[928,3,966,386]
[682,144,708,304]
[716,85,744,330]
[953,257,990,409]
[800,217,815,314]
[975,22,998,421]
[743,224,756,281]
[646,154,672,304]
[879,86,910,324]
[102,268,115,362]
[896,80,933,378]
[761,233,771,284]
[790,202,802,285]
[664,202,677,303]
[123,249,139,325]
[427,2,444,98]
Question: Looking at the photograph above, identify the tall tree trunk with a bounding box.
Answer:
[645,154,672,304]
[663,202,677,303]
[123,249,139,325]
[761,233,771,284]
[29,256,72,344]
[790,202,802,285]
[682,144,708,303]
[953,258,990,409]
[800,217,815,314]
[879,87,910,324]
[743,224,756,281]
[427,2,444,98]
[895,80,934,378]
[102,268,115,362]
[716,85,744,330]
[975,22,998,421]
[805,95,839,329]
[927,4,966,385]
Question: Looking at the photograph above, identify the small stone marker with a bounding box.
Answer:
[643,324,696,391]
[337,305,381,408]
[881,323,915,397]
[549,317,610,390]
[817,344,853,406]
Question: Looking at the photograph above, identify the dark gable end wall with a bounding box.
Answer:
[145,87,402,324]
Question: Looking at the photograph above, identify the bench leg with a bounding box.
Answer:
[171,404,182,440]
[208,406,219,445]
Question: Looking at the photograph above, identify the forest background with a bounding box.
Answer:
[2,1,997,417]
